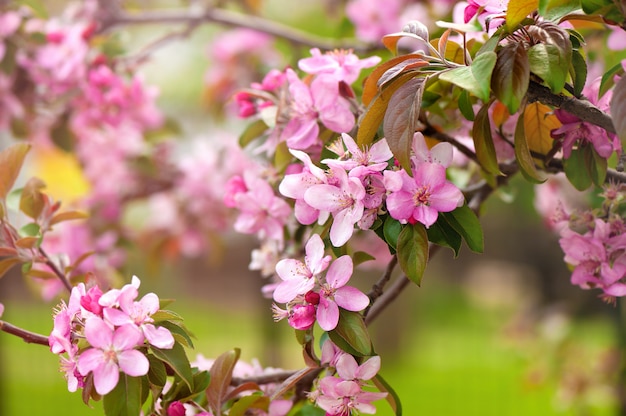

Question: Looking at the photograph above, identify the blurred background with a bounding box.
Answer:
[0,0,623,415]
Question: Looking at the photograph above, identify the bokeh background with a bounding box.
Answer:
[0,1,623,415]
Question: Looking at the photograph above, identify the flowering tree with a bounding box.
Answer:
[1,0,626,414]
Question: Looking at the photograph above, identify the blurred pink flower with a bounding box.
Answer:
[298,48,380,84]
[346,0,405,43]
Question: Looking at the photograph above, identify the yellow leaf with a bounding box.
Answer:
[28,146,90,204]
[506,0,538,29]
[523,102,561,156]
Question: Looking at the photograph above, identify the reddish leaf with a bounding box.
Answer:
[49,210,88,226]
[0,257,20,279]
[491,43,529,114]
[362,54,427,106]
[206,348,240,416]
[269,367,318,401]
[0,143,31,200]
[14,236,39,249]
[383,78,425,172]
[523,102,561,156]
[514,109,546,183]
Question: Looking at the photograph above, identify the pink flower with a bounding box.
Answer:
[279,149,329,225]
[281,69,354,150]
[287,303,317,330]
[411,132,453,168]
[167,401,186,416]
[77,317,149,395]
[324,133,392,178]
[464,0,508,24]
[317,255,369,331]
[273,234,332,303]
[304,167,366,246]
[385,162,464,228]
[552,78,619,159]
[345,0,405,43]
[232,171,292,245]
[298,48,381,84]
[336,354,381,381]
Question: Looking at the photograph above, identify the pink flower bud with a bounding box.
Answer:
[167,401,186,416]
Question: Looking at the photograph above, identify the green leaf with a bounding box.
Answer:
[151,342,194,390]
[147,354,167,388]
[383,78,425,173]
[491,42,530,114]
[507,0,539,28]
[383,216,403,253]
[441,205,484,253]
[19,222,40,238]
[439,51,496,102]
[352,251,376,267]
[206,348,241,414]
[157,320,195,349]
[472,103,501,176]
[600,62,623,97]
[396,223,429,286]
[19,177,46,220]
[564,147,592,191]
[528,44,568,93]
[239,119,268,148]
[229,393,270,416]
[373,374,403,416]
[514,109,547,183]
[0,143,31,200]
[151,309,184,322]
[458,89,475,121]
[586,144,607,187]
[328,309,374,357]
[102,374,146,416]
[570,49,587,97]
[426,219,462,257]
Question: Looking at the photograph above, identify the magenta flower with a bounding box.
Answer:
[315,377,386,415]
[273,234,331,303]
[280,69,354,150]
[551,78,619,159]
[304,167,366,247]
[385,162,464,228]
[77,317,149,395]
[324,133,392,178]
[317,255,369,331]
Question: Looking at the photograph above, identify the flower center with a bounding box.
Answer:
[413,185,431,206]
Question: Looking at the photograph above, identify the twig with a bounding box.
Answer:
[364,255,397,317]
[39,247,72,293]
[527,81,616,134]
[231,369,298,386]
[0,320,50,346]
[99,6,374,54]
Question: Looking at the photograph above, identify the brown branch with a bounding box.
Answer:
[231,369,298,386]
[0,320,50,346]
[39,247,72,293]
[364,255,397,317]
[527,81,616,134]
[99,6,374,54]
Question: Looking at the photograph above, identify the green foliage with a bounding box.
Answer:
[397,223,429,286]
[373,374,403,416]
[514,109,547,183]
[472,103,501,176]
[103,374,147,416]
[439,51,496,102]
[329,309,374,357]
[151,342,195,390]
[563,144,607,191]
[441,205,484,253]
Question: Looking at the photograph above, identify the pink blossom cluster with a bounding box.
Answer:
[310,340,387,415]
[271,234,370,331]
[234,48,379,155]
[551,78,620,159]
[49,276,174,395]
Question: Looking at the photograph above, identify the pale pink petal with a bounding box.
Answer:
[336,354,359,380]
[413,205,439,228]
[386,191,415,221]
[335,286,369,312]
[429,183,464,212]
[76,348,105,376]
[326,255,353,288]
[93,360,120,395]
[304,185,345,212]
[84,317,113,349]
[138,293,160,315]
[369,138,393,163]
[355,356,380,380]
[112,324,144,350]
[317,296,340,331]
[142,324,175,349]
[273,278,315,304]
[294,199,320,225]
[117,349,150,376]
[103,307,133,326]
[330,208,360,246]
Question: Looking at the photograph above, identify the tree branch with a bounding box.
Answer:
[364,255,398,317]
[527,81,616,134]
[99,6,374,54]
[0,320,50,346]
[39,247,72,293]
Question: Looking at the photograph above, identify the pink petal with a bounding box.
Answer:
[305,234,327,274]
[336,354,358,380]
[117,349,149,376]
[355,356,380,380]
[143,323,175,349]
[138,293,160,315]
[112,324,144,350]
[93,360,119,395]
[103,307,133,326]
[326,256,353,288]
[330,209,358,247]
[317,296,339,331]
[386,191,414,221]
[84,317,113,349]
[76,348,105,376]
[335,286,369,312]
[413,205,439,228]
[304,185,345,212]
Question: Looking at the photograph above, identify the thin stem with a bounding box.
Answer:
[39,247,72,293]
[0,320,50,346]
[231,369,297,386]
[364,255,398,317]
[99,6,374,54]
